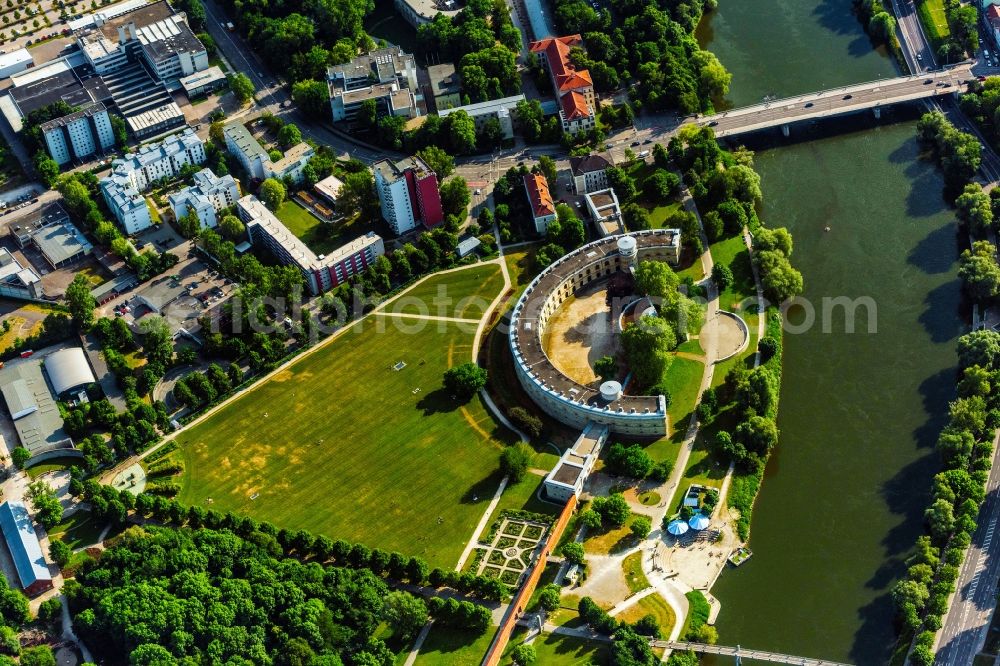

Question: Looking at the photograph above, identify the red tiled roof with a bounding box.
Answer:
[988,3,1000,19]
[561,91,590,120]
[529,34,593,93]
[523,173,555,219]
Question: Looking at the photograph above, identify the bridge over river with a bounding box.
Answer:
[684,64,973,138]
[649,640,853,665]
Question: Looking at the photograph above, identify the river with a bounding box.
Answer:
[698,3,966,665]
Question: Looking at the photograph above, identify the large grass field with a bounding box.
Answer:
[412,624,497,666]
[389,264,507,321]
[501,628,610,665]
[176,264,516,567]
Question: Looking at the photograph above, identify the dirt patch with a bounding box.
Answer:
[542,284,617,386]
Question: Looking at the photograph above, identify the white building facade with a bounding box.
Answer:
[167,168,239,229]
[41,103,116,166]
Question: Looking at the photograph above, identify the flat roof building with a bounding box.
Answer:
[393,0,459,27]
[0,359,73,457]
[168,168,239,230]
[427,63,461,112]
[373,156,444,235]
[0,249,42,302]
[39,102,116,166]
[328,47,419,122]
[238,195,385,296]
[0,501,52,597]
[223,120,314,183]
[0,49,33,80]
[179,65,226,97]
[314,174,345,206]
[9,202,93,269]
[585,188,624,237]
[438,94,525,140]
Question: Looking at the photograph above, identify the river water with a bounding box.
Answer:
[697,2,966,664]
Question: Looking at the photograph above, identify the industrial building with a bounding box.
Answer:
[101,127,206,234]
[0,49,34,80]
[0,250,42,301]
[10,203,93,269]
[529,35,597,134]
[0,501,52,597]
[2,0,206,145]
[373,155,444,235]
[524,172,556,234]
[438,94,525,140]
[45,347,97,399]
[238,195,385,296]
[327,47,419,122]
[0,358,73,457]
[168,168,239,229]
[223,120,314,183]
[39,102,116,166]
[178,65,227,98]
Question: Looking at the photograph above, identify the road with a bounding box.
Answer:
[888,0,937,73]
[935,432,1000,665]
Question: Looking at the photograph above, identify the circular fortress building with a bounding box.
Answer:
[508,230,682,437]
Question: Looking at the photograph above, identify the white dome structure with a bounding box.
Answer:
[44,348,96,396]
[599,380,623,402]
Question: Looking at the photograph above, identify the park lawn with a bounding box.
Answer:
[177,266,514,568]
[583,512,644,555]
[661,355,704,432]
[917,0,949,48]
[616,593,676,636]
[503,244,543,299]
[645,201,683,229]
[390,263,504,321]
[502,627,610,665]
[26,456,82,479]
[49,510,106,550]
[412,624,497,666]
[621,550,650,594]
[491,474,561,519]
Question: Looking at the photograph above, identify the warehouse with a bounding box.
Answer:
[45,347,97,398]
[0,501,52,596]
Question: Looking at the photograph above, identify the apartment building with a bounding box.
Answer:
[373,156,444,235]
[167,168,239,229]
[569,152,613,194]
[438,94,525,140]
[237,195,385,295]
[40,102,116,166]
[223,120,314,183]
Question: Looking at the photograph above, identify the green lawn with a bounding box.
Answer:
[413,624,497,666]
[389,264,506,321]
[274,201,370,256]
[502,628,610,665]
[661,355,705,432]
[26,456,83,479]
[916,0,949,48]
[616,593,676,637]
[490,474,561,519]
[49,510,107,550]
[621,550,650,594]
[177,265,514,567]
[645,201,683,228]
[503,244,543,300]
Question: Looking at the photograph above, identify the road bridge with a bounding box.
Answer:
[650,640,853,666]
[686,65,972,138]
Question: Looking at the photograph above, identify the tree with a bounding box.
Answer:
[26,481,62,530]
[259,178,286,210]
[535,242,565,268]
[630,515,652,539]
[277,123,302,148]
[605,442,653,478]
[10,447,29,469]
[500,443,532,482]
[446,110,477,154]
[594,355,617,381]
[176,208,202,238]
[621,315,676,387]
[440,176,470,218]
[511,643,536,665]
[605,166,637,200]
[416,146,455,179]
[538,584,561,611]
[49,539,71,567]
[443,362,488,399]
[110,114,128,146]
[339,170,377,219]
[634,260,680,300]
[711,264,733,291]
[19,647,55,666]
[959,240,1000,301]
[756,250,803,303]
[66,273,97,331]
[34,150,59,187]
[560,541,585,565]
[925,498,956,541]
[623,202,650,231]
[643,170,680,202]
[538,155,558,187]
[230,72,255,104]
[382,591,428,639]
[580,509,602,530]
[291,79,330,119]
[219,214,245,240]
[596,493,630,527]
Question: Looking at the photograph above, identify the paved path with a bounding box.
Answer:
[60,595,94,663]
[402,620,434,666]
[607,586,657,616]
[455,475,509,572]
[372,312,482,325]
[649,640,852,665]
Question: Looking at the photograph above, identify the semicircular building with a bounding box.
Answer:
[508,229,682,437]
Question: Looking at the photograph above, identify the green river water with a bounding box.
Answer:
[697,1,967,664]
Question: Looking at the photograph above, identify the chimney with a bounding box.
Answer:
[128,22,137,40]
[117,25,126,43]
